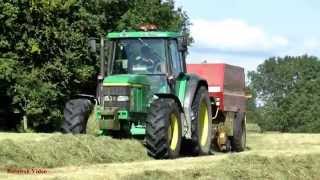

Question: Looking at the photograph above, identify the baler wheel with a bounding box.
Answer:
[145,98,182,159]
[231,112,246,152]
[61,99,92,134]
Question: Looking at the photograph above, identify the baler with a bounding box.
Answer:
[187,63,246,151]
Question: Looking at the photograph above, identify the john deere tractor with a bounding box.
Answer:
[61,29,217,159]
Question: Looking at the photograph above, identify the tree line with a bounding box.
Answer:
[248,55,320,133]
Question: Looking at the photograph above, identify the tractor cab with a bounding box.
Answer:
[105,31,188,92]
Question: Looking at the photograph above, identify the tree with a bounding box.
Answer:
[245,86,262,124]
[116,0,184,31]
[248,55,320,132]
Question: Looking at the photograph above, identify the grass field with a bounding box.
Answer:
[0,130,320,180]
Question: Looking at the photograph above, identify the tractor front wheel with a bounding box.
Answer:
[146,98,182,159]
[61,99,93,134]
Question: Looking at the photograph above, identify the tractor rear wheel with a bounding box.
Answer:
[61,99,93,134]
[146,98,182,159]
[190,86,213,155]
[231,112,246,152]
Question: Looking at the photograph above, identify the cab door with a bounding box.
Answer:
[169,39,183,76]
[168,39,187,102]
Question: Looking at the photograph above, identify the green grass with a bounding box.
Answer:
[126,153,320,180]
[246,123,262,133]
[0,134,149,169]
[1,125,320,180]
[0,132,54,142]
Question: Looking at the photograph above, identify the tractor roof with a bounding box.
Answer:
[107,31,181,39]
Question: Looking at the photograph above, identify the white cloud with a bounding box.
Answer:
[191,19,289,52]
[279,38,320,57]
[303,38,320,51]
[186,18,320,71]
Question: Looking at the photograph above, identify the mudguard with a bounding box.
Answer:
[73,94,97,105]
[154,93,184,112]
[183,74,208,139]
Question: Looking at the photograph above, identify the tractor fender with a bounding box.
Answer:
[154,93,184,112]
[73,94,97,105]
[183,74,208,139]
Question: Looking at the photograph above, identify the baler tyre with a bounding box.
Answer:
[232,112,246,152]
[190,86,213,155]
[61,99,93,134]
[146,98,182,159]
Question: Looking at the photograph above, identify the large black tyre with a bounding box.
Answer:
[146,98,182,159]
[231,112,246,152]
[190,86,213,155]
[61,99,93,134]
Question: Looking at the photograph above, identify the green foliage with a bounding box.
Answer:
[248,55,320,132]
[117,0,186,31]
[0,0,189,131]
[245,86,262,124]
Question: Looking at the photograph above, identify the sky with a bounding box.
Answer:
[175,0,320,71]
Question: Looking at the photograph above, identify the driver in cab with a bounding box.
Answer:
[134,46,160,73]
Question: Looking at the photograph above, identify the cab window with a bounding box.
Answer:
[169,40,182,75]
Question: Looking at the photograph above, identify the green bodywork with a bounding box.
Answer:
[175,75,188,103]
[97,73,188,136]
[103,74,150,86]
[95,31,189,136]
[103,75,150,113]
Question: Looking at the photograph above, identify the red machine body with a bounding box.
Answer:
[187,63,246,112]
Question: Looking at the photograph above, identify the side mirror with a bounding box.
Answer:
[88,37,97,53]
[178,36,188,52]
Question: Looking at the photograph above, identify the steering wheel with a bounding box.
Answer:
[153,62,162,73]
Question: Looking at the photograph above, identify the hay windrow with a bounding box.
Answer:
[1,131,320,180]
[0,134,150,169]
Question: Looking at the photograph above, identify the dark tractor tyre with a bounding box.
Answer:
[190,86,213,155]
[146,98,182,159]
[231,112,246,152]
[61,99,93,134]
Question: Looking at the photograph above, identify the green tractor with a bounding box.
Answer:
[61,29,245,159]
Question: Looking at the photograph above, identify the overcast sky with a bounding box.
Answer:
[175,0,320,71]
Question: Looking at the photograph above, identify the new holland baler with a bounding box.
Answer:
[187,63,246,152]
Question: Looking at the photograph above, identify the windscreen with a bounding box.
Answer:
[111,38,166,74]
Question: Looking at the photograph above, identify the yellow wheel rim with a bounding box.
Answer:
[168,113,179,151]
[199,101,209,146]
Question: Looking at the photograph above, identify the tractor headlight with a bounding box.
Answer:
[117,96,129,102]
